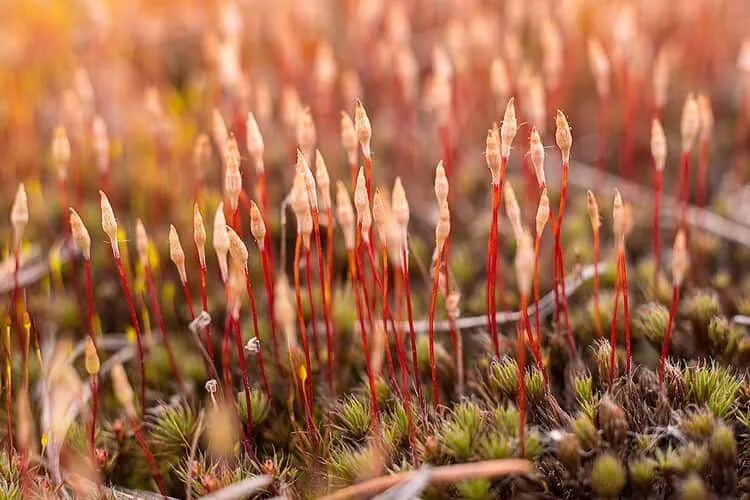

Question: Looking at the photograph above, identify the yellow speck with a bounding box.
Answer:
[298,364,307,382]
[126,326,136,344]
[41,432,48,449]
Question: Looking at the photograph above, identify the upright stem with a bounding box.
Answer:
[304,249,322,364]
[83,259,99,457]
[659,285,681,386]
[678,151,691,225]
[199,265,213,360]
[89,376,98,457]
[364,243,399,396]
[554,163,576,356]
[619,253,632,374]
[608,254,623,385]
[653,169,663,297]
[697,139,710,209]
[180,279,196,320]
[487,183,501,357]
[231,314,255,446]
[3,325,13,455]
[520,296,545,383]
[144,266,184,389]
[312,212,334,393]
[596,95,609,186]
[348,250,381,428]
[592,228,602,337]
[244,272,271,398]
[114,255,147,415]
[516,323,526,458]
[532,235,543,346]
[428,246,443,410]
[401,248,425,415]
[131,419,168,495]
[293,237,314,401]
[260,247,282,372]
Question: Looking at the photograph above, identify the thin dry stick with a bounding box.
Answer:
[320,459,531,500]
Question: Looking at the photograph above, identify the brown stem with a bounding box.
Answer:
[244,271,271,399]
[401,247,425,415]
[144,266,184,390]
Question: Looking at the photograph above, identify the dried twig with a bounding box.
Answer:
[320,459,531,500]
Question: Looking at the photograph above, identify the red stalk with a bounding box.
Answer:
[114,255,147,415]
[83,259,100,457]
[592,228,602,337]
[304,248,322,364]
[348,250,381,428]
[658,284,681,386]
[231,314,255,444]
[653,169,664,297]
[385,246,413,395]
[401,247,425,415]
[553,163,576,356]
[532,234,543,346]
[520,296,546,383]
[427,246,443,409]
[697,138,710,209]
[364,242,399,396]
[608,254,623,385]
[516,323,526,458]
[180,278,196,320]
[487,183,501,357]
[131,419,167,495]
[312,211,334,392]
[259,247,282,372]
[620,254,632,374]
[244,272,271,398]
[293,237,316,426]
[199,264,213,359]
[596,95,609,186]
[144,266,184,389]
[3,325,13,455]
[222,313,233,395]
[677,151,691,225]
[90,375,98,456]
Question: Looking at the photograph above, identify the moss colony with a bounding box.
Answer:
[2,0,750,498]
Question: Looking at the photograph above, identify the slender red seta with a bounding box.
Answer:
[221,313,233,395]
[659,284,682,386]
[486,183,502,357]
[231,314,255,443]
[427,247,443,409]
[592,228,602,337]
[198,265,213,359]
[180,278,195,320]
[520,296,546,383]
[312,212,334,391]
[83,260,100,454]
[259,247,281,372]
[364,243,399,396]
[348,250,381,428]
[293,237,316,423]
[132,419,168,495]
[114,256,147,414]
[677,152,691,225]
[401,247,425,415]
[608,255,623,384]
[516,323,526,458]
[553,163,576,356]
[144,266,183,388]
[244,273,271,398]
[303,248,322,364]
[620,254,633,374]
[532,234,543,345]
[697,138,710,210]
